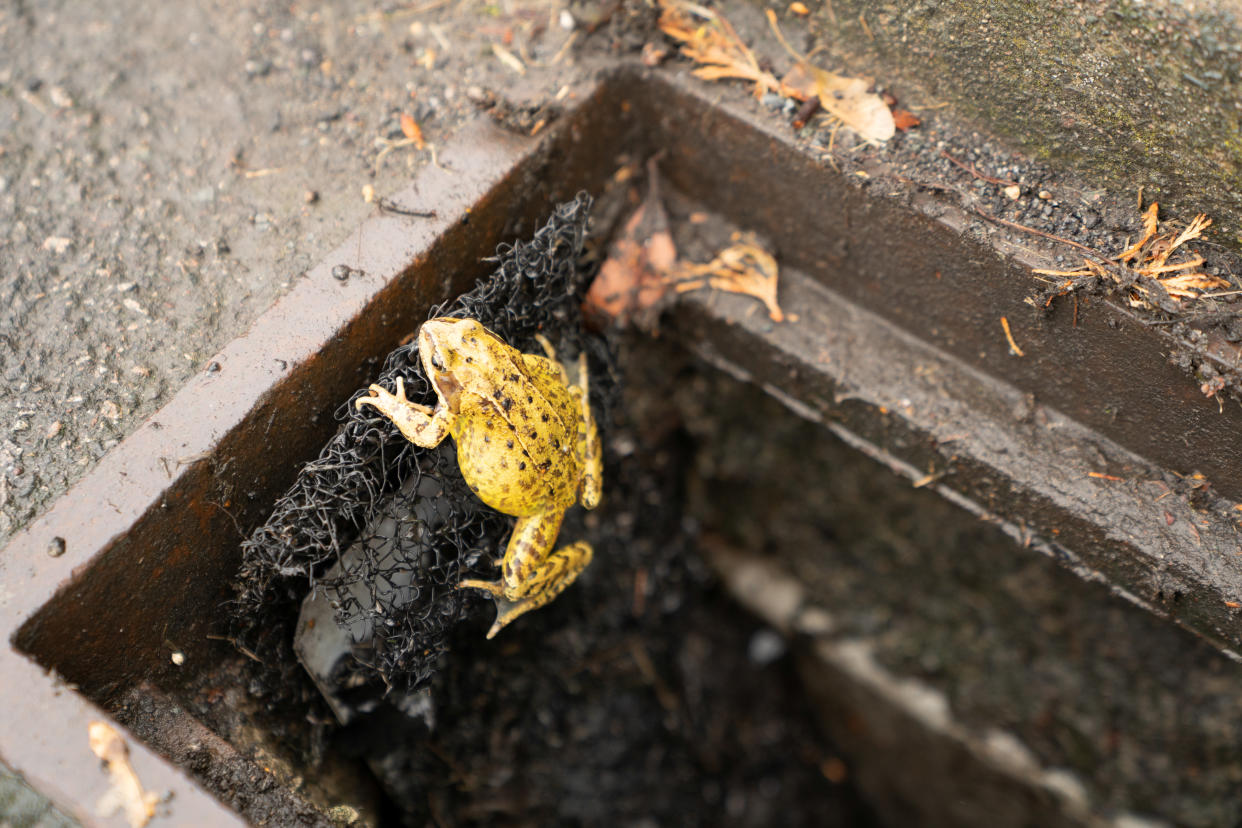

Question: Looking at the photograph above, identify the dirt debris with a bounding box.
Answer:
[1031,201,1227,313]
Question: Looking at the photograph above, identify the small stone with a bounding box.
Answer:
[1038,189,1052,200]
[1002,184,1021,200]
[170,651,186,666]
[42,236,72,254]
[304,189,319,204]
[206,361,221,373]
[244,59,272,78]
[331,264,352,281]
[47,536,66,557]
[747,628,787,665]
[99,400,122,420]
[361,184,375,203]
[45,421,62,439]
[794,606,835,635]
[48,85,74,108]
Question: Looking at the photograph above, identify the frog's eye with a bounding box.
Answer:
[430,350,445,371]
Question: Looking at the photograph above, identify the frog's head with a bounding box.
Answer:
[418,317,505,410]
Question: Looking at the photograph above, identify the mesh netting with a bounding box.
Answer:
[232,194,611,690]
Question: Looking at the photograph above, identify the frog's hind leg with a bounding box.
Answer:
[572,351,603,510]
[458,511,593,638]
[484,540,593,639]
[533,333,570,382]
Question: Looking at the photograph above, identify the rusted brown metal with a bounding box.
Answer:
[4,63,1242,823]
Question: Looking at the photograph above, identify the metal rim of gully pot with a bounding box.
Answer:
[4,63,1242,824]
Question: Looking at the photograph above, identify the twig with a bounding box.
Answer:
[940,150,1018,187]
[973,208,1110,263]
[378,198,437,218]
[353,0,454,24]
[1000,316,1024,357]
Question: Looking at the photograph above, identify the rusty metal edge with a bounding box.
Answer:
[0,70,627,825]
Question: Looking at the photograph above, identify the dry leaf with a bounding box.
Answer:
[1032,201,1227,320]
[585,160,677,325]
[1117,202,1159,262]
[656,1,894,142]
[779,61,895,142]
[657,2,779,96]
[767,8,894,142]
[674,235,787,322]
[586,162,787,327]
[89,721,159,828]
[399,113,425,149]
[892,109,921,131]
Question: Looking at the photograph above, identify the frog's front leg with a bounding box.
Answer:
[355,377,451,448]
[459,510,593,638]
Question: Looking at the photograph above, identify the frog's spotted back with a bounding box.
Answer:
[233,194,615,690]
[360,313,604,639]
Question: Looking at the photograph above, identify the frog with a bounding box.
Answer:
[355,316,602,639]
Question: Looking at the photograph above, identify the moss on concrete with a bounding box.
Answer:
[804,0,1242,242]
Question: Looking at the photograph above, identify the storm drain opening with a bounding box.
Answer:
[8,65,1242,827]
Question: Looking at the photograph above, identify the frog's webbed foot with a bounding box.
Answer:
[459,511,593,638]
[355,377,451,448]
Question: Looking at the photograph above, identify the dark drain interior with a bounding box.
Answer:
[9,64,1242,826]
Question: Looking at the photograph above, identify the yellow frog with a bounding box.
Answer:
[356,317,602,638]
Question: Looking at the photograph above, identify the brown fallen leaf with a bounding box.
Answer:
[1117,202,1160,263]
[655,1,894,143]
[1031,201,1229,349]
[892,109,921,131]
[766,10,895,142]
[674,233,787,322]
[777,61,895,142]
[657,1,779,97]
[588,152,788,326]
[585,158,678,326]
[89,721,159,828]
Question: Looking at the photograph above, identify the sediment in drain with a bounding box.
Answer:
[231,193,615,692]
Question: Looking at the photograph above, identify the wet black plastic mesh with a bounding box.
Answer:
[232,194,610,690]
